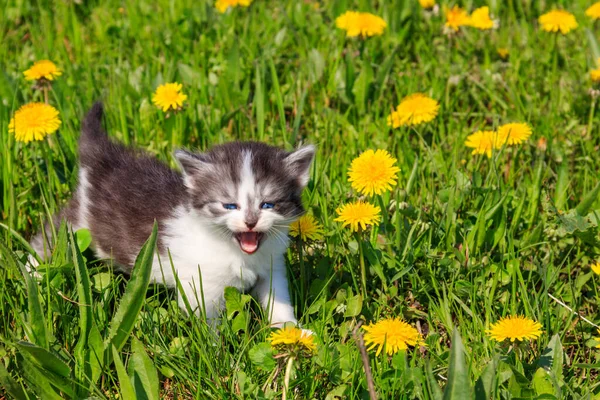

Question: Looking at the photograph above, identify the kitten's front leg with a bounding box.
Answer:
[252,263,297,328]
[177,279,222,326]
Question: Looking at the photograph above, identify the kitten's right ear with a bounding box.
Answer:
[174,150,212,188]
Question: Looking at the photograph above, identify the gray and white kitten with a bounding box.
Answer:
[31,102,315,327]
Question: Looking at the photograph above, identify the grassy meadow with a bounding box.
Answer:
[3,0,600,398]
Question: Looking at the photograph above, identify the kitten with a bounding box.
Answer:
[31,102,315,327]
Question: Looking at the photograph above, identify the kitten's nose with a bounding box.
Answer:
[245,221,257,230]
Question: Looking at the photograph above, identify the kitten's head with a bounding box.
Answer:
[175,142,315,254]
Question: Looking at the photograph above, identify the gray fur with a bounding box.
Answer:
[31,102,315,269]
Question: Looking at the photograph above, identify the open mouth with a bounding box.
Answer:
[234,232,265,254]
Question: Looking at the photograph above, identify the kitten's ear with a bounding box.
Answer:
[284,145,315,187]
[174,150,212,188]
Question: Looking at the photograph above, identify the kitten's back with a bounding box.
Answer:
[33,103,187,266]
[79,103,187,265]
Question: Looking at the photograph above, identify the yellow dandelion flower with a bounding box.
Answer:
[289,215,324,241]
[363,318,424,356]
[497,122,532,145]
[215,0,252,13]
[23,60,62,81]
[334,201,381,232]
[538,10,578,34]
[152,82,188,112]
[387,93,439,128]
[591,262,600,275]
[445,6,471,31]
[593,329,600,348]
[419,0,436,10]
[335,11,387,38]
[497,48,509,60]
[465,130,502,158]
[591,69,600,83]
[268,326,316,354]
[348,149,400,196]
[586,2,600,20]
[486,316,543,342]
[469,6,494,30]
[8,103,61,143]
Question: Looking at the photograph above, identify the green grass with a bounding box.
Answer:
[2,0,600,398]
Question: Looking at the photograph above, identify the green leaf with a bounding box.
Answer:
[308,48,325,84]
[92,272,112,292]
[532,368,555,396]
[351,61,373,115]
[17,344,75,398]
[426,359,443,400]
[268,57,288,143]
[224,286,251,320]
[18,356,63,400]
[177,62,202,88]
[586,28,600,65]
[442,328,472,400]
[231,313,248,333]
[128,337,159,400]
[538,333,563,397]
[0,237,23,275]
[75,228,92,252]
[557,210,592,235]
[344,294,362,317]
[225,286,251,333]
[475,355,498,400]
[18,261,49,349]
[16,341,70,378]
[0,362,27,400]
[51,222,70,266]
[554,162,569,210]
[527,157,545,225]
[254,63,265,139]
[248,342,276,370]
[325,384,348,400]
[89,322,105,383]
[112,346,136,400]
[576,182,600,216]
[104,222,157,357]
[71,228,93,396]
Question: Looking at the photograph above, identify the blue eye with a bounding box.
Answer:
[223,203,238,210]
[261,202,275,210]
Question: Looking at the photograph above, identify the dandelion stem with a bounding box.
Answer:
[587,96,596,143]
[282,355,295,400]
[353,322,378,400]
[357,232,367,298]
[298,235,306,299]
[551,34,559,93]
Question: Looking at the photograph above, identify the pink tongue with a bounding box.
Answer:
[239,232,259,254]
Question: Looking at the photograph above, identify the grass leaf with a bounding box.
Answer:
[18,261,49,349]
[112,345,137,400]
[104,222,157,357]
[442,328,472,400]
[70,228,93,395]
[128,337,159,400]
[575,182,600,216]
[474,355,498,400]
[0,362,28,400]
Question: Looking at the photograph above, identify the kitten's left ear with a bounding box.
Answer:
[174,149,212,189]
[285,145,315,187]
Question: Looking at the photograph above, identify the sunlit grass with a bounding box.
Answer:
[2,0,600,398]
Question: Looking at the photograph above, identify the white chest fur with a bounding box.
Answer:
[153,206,291,319]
